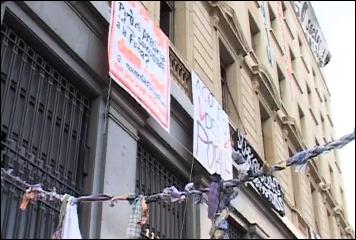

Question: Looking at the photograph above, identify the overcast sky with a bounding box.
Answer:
[311,1,355,229]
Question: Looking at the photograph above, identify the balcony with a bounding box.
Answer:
[169,45,192,101]
[251,64,282,111]
[269,27,284,56]
[291,72,303,95]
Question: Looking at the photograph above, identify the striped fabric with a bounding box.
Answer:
[126,196,144,239]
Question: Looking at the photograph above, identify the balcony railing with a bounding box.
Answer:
[169,46,192,100]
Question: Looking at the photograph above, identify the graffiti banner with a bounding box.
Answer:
[233,129,285,216]
[108,1,170,132]
[192,71,232,180]
[292,1,331,67]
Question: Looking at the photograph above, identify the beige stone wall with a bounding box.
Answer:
[143,1,353,238]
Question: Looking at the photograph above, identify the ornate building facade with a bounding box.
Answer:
[1,1,354,239]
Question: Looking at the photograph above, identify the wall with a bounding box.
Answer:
[2,0,352,238]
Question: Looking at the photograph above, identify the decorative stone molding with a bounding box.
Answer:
[322,194,327,205]
[333,205,343,216]
[281,115,306,151]
[251,64,282,111]
[282,116,296,126]
[345,225,354,235]
[272,110,278,122]
[207,1,249,56]
[211,13,219,30]
[169,46,192,100]
[282,127,289,141]
[252,78,260,92]
[208,1,219,7]
[319,182,330,191]
[305,167,311,177]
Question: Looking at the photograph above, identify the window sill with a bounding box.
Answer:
[315,87,323,103]
[269,28,284,56]
[327,114,334,127]
[283,17,294,40]
[292,72,303,94]
[309,107,319,126]
[300,55,310,74]
[254,1,261,8]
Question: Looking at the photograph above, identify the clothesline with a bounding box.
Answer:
[1,129,354,206]
[0,164,282,207]
[1,129,354,239]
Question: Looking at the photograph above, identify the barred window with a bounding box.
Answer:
[136,143,187,239]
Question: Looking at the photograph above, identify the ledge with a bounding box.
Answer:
[291,72,303,94]
[269,28,284,56]
[309,107,319,126]
[319,181,330,192]
[315,87,324,103]
[300,55,310,74]
[283,17,294,40]
[280,115,307,151]
[327,114,334,127]
[251,64,282,111]
[208,1,249,56]
[169,44,192,101]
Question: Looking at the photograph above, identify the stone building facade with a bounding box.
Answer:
[1,1,354,239]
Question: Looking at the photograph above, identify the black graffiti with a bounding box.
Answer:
[234,129,285,215]
[253,178,284,212]
[293,1,328,66]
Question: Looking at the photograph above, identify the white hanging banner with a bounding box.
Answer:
[260,1,274,67]
[192,71,232,180]
[108,1,171,132]
[292,1,331,67]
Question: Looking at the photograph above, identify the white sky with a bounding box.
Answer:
[311,1,355,230]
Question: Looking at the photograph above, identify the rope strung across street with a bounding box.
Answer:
[1,129,354,205]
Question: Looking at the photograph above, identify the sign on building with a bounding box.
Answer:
[277,1,294,82]
[260,1,274,67]
[292,1,331,67]
[108,1,171,132]
[192,71,233,180]
[233,129,285,216]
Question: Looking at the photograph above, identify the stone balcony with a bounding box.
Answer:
[169,45,192,101]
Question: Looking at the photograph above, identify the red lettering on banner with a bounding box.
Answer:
[118,38,142,69]
[128,1,136,8]
[111,66,168,126]
[149,72,165,95]
[198,97,206,122]
[109,1,170,131]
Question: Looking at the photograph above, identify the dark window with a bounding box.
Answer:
[1,24,89,239]
[290,48,297,74]
[219,40,236,120]
[249,13,260,54]
[310,183,321,236]
[227,224,243,239]
[290,48,296,60]
[160,1,175,42]
[277,64,286,102]
[298,105,305,135]
[221,64,228,112]
[227,217,247,239]
[260,102,270,162]
[136,143,187,239]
